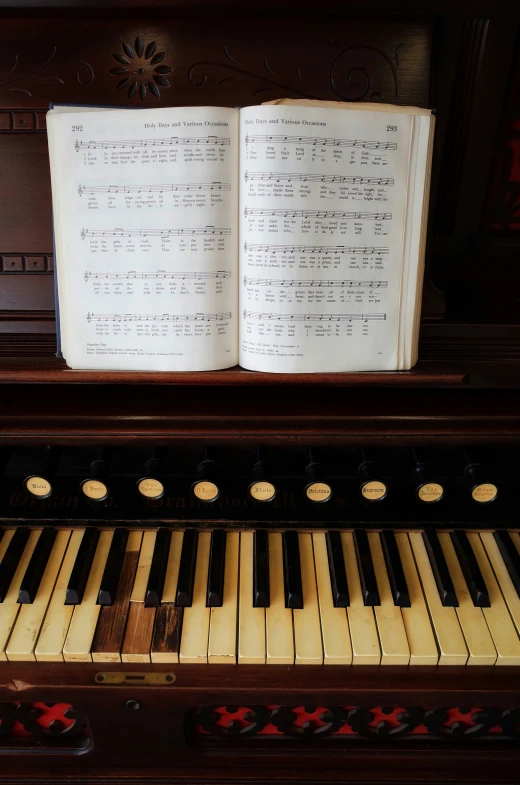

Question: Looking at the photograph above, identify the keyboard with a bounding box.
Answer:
[1,526,520,665]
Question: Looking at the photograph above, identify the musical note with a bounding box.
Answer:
[87,312,232,323]
[243,311,386,322]
[244,207,392,220]
[81,227,231,239]
[77,182,231,195]
[75,136,230,150]
[243,277,388,289]
[245,134,397,151]
[84,270,231,281]
[244,172,394,186]
[244,243,389,255]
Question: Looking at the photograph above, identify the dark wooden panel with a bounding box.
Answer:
[0,135,52,251]
[1,663,520,781]
[0,383,517,444]
[0,276,54,310]
[0,17,431,109]
[488,33,520,234]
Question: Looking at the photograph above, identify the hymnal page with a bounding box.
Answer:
[238,104,413,373]
[47,106,239,371]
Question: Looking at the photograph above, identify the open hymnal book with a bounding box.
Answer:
[47,100,434,373]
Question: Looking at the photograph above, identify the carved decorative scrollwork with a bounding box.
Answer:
[0,47,94,99]
[188,42,401,103]
[192,705,520,743]
[109,36,173,101]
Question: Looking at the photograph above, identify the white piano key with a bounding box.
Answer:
[130,530,156,602]
[238,531,266,664]
[293,533,323,665]
[63,530,114,662]
[35,529,85,662]
[161,530,184,602]
[122,530,156,663]
[409,532,468,665]
[438,532,496,665]
[466,532,520,665]
[208,532,239,663]
[395,532,438,665]
[266,532,294,665]
[368,532,410,665]
[481,531,520,636]
[0,530,42,661]
[151,530,185,664]
[340,532,380,665]
[0,530,15,565]
[179,532,211,664]
[312,532,352,665]
[7,530,71,662]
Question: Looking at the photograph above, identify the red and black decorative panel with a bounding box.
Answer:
[488,38,520,234]
[0,702,90,752]
[191,705,520,744]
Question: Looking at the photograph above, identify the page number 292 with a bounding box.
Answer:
[387,125,397,131]
[72,125,83,132]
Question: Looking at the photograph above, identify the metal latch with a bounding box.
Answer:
[95,672,175,685]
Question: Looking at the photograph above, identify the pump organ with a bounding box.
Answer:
[2,1,520,784]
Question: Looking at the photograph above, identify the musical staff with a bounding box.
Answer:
[78,182,231,195]
[81,226,231,239]
[244,207,392,221]
[87,312,231,323]
[75,136,230,151]
[85,270,231,282]
[245,134,397,150]
[243,311,386,322]
[244,243,389,255]
[243,277,388,289]
[244,172,394,186]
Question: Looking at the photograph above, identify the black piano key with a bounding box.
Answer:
[207,530,226,607]
[0,528,30,602]
[97,528,128,606]
[176,529,198,607]
[18,527,57,604]
[253,529,270,608]
[145,528,171,607]
[326,530,349,607]
[450,530,490,608]
[353,529,380,606]
[0,528,3,546]
[380,530,411,608]
[282,530,303,609]
[422,530,458,607]
[65,528,100,605]
[493,530,520,599]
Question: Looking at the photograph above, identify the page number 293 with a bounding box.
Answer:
[387,125,397,131]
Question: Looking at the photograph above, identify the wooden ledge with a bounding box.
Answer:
[0,358,466,386]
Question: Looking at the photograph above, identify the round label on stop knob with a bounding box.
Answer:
[417,482,444,503]
[306,482,332,503]
[249,480,276,502]
[137,477,164,500]
[25,475,52,499]
[193,480,219,502]
[361,480,387,501]
[471,483,498,503]
[81,479,108,501]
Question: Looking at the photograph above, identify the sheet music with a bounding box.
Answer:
[48,106,239,371]
[238,105,413,373]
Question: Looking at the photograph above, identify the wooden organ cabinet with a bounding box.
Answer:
[0,0,520,783]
